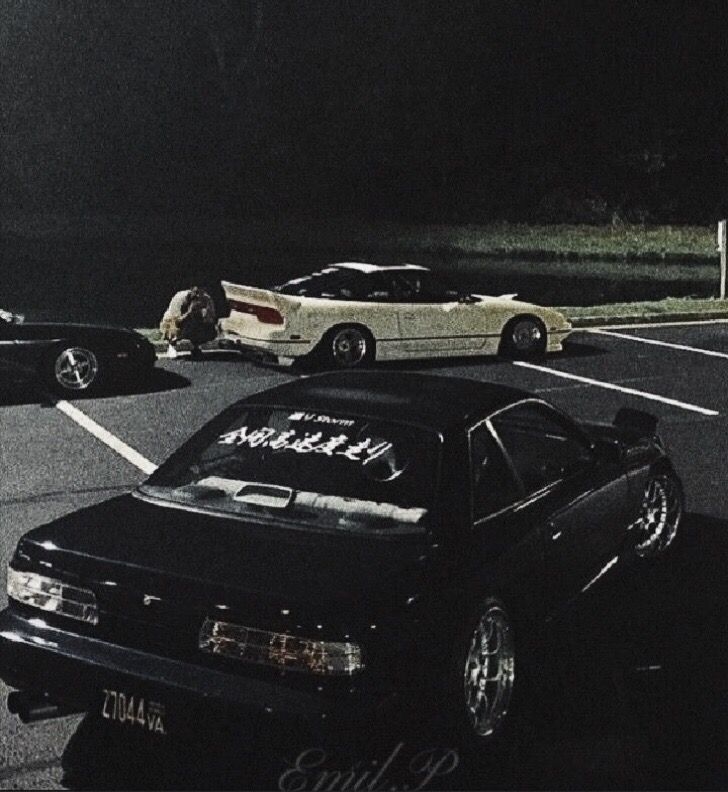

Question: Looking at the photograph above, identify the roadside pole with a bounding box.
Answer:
[719,220,727,299]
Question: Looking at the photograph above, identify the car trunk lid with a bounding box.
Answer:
[15,493,437,649]
[221,281,301,336]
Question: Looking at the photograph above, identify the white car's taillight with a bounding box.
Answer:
[198,617,363,676]
[7,567,99,625]
[227,299,284,325]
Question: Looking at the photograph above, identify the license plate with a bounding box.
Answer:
[101,688,167,736]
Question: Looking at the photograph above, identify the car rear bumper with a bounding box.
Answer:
[218,333,310,366]
[0,609,397,735]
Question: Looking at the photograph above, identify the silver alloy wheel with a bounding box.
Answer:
[510,319,543,352]
[54,347,99,391]
[463,605,515,738]
[331,327,367,367]
[634,475,682,557]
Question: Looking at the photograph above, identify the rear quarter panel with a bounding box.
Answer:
[297,299,403,351]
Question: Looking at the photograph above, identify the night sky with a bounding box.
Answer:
[2,0,727,223]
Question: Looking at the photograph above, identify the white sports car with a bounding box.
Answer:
[219,263,572,368]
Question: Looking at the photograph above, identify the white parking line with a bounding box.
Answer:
[513,361,719,416]
[591,329,728,359]
[593,318,728,331]
[55,400,158,475]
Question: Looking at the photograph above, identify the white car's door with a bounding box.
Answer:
[397,300,484,353]
[388,271,491,355]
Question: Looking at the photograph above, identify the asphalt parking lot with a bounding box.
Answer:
[1,321,727,789]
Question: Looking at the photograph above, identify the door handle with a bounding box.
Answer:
[547,521,562,541]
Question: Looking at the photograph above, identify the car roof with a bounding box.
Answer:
[330,262,429,274]
[243,371,532,433]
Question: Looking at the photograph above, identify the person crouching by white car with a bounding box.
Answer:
[160,287,217,359]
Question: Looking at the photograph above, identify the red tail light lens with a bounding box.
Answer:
[228,300,284,325]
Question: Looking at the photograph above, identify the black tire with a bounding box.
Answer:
[318,325,375,369]
[633,470,684,558]
[46,345,101,395]
[438,596,534,774]
[499,316,547,359]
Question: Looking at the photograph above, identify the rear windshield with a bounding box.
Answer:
[273,268,367,299]
[141,407,440,534]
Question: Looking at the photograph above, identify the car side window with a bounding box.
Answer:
[470,422,523,521]
[364,272,403,302]
[392,271,455,303]
[489,402,592,495]
[275,270,367,300]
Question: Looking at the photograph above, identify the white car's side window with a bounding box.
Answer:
[364,273,401,302]
[393,272,458,303]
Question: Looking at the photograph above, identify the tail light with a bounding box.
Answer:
[199,617,363,675]
[228,300,284,325]
[7,567,99,625]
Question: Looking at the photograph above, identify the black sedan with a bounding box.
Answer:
[0,308,156,395]
[0,372,683,753]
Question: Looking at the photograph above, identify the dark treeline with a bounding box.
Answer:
[2,0,727,225]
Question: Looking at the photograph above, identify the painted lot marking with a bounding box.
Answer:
[594,318,728,331]
[55,400,158,475]
[513,361,719,416]
[591,328,728,360]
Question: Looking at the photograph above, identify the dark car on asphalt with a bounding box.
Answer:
[0,372,683,754]
[0,308,156,395]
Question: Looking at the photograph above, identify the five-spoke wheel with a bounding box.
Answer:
[52,347,100,393]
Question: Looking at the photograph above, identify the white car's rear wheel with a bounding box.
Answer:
[325,326,374,368]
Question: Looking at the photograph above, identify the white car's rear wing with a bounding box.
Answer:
[221,281,301,326]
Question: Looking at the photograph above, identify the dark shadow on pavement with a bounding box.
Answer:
[0,380,57,407]
[106,368,191,397]
[173,350,258,364]
[376,354,509,372]
[558,339,610,359]
[0,369,190,407]
[204,339,610,377]
[374,342,608,373]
